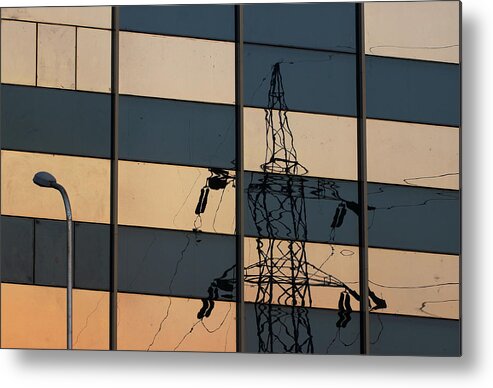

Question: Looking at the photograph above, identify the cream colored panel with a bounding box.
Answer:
[119,161,235,234]
[1,283,66,349]
[1,284,109,350]
[1,150,110,224]
[117,293,235,352]
[244,237,359,310]
[120,32,235,104]
[1,7,112,29]
[367,119,459,189]
[76,27,111,93]
[1,20,36,85]
[245,107,357,180]
[369,249,459,319]
[365,1,459,63]
[73,289,109,350]
[38,24,76,89]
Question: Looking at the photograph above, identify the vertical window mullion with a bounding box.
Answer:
[356,2,370,355]
[110,5,120,351]
[235,3,245,354]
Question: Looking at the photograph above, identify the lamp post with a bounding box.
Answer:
[33,171,74,350]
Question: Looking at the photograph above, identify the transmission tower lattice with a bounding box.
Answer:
[193,62,386,353]
[245,63,317,353]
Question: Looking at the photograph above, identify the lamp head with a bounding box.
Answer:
[33,171,57,188]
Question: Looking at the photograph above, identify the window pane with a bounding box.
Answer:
[367,56,460,126]
[245,107,357,180]
[244,3,356,52]
[119,226,236,301]
[367,119,459,190]
[1,85,111,158]
[120,5,235,41]
[1,151,111,224]
[120,32,235,104]
[1,216,34,284]
[365,1,459,63]
[244,303,359,355]
[369,314,460,356]
[120,95,235,169]
[117,293,235,352]
[244,44,356,116]
[367,183,460,254]
[1,283,109,350]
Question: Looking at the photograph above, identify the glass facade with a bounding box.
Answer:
[0,2,461,356]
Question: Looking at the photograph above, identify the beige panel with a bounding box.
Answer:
[117,293,236,352]
[367,119,459,189]
[365,1,460,63]
[1,20,36,85]
[1,150,110,224]
[120,31,235,104]
[37,23,76,89]
[1,283,109,350]
[73,289,109,350]
[119,161,235,234]
[1,283,66,349]
[76,27,111,93]
[245,108,357,180]
[1,7,112,29]
[244,237,359,310]
[369,248,459,319]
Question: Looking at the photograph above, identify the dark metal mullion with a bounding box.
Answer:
[235,4,245,354]
[458,1,463,356]
[0,12,3,349]
[110,6,120,351]
[356,2,370,355]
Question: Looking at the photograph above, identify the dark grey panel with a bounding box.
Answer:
[244,44,357,117]
[74,223,110,290]
[366,56,460,126]
[368,184,460,254]
[119,5,235,41]
[245,303,359,354]
[33,219,109,290]
[34,219,67,287]
[118,226,236,301]
[370,314,460,356]
[1,216,34,284]
[120,96,235,168]
[244,174,459,254]
[244,3,356,52]
[245,172,359,245]
[1,85,111,158]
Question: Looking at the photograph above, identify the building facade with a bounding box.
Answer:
[0,1,461,355]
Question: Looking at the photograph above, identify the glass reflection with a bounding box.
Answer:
[367,119,459,190]
[244,3,356,52]
[120,5,235,41]
[370,313,460,356]
[240,62,364,354]
[119,31,235,104]
[369,249,459,319]
[367,183,460,254]
[244,44,356,117]
[117,293,235,352]
[119,226,236,301]
[118,162,236,234]
[364,1,460,63]
[245,238,360,310]
[245,303,360,355]
[120,96,236,169]
[245,107,357,180]
[1,283,109,350]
